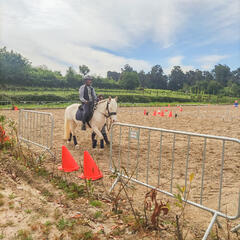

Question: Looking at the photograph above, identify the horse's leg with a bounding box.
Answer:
[91,132,97,148]
[91,125,104,149]
[101,125,110,145]
[70,121,79,149]
[67,132,72,144]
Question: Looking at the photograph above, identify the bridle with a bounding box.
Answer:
[106,101,117,118]
[97,100,117,131]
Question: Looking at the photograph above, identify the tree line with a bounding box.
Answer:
[0,47,239,97]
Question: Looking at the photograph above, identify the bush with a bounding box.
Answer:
[2,92,194,104]
[11,94,66,102]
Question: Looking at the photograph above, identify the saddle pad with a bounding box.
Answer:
[76,106,84,121]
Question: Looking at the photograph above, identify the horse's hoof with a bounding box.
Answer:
[75,144,80,150]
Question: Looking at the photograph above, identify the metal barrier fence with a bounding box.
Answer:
[109,122,240,239]
[18,110,54,156]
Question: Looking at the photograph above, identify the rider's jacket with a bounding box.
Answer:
[79,84,97,103]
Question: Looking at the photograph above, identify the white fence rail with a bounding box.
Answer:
[18,110,54,155]
[109,122,240,239]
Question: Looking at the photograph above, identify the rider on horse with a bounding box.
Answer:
[79,75,97,130]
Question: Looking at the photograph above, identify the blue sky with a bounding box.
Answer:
[0,0,239,76]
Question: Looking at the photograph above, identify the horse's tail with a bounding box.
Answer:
[64,110,71,140]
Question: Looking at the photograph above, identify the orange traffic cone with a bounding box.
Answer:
[58,146,79,172]
[79,151,103,180]
[153,110,157,116]
[144,109,147,115]
[169,111,173,117]
[179,107,183,112]
[14,106,19,110]
[160,110,164,117]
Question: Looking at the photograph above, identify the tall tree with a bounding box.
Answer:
[185,69,204,86]
[121,64,134,73]
[0,47,31,86]
[107,71,121,81]
[168,66,185,90]
[232,67,240,85]
[212,64,232,86]
[119,71,139,90]
[138,70,148,88]
[207,80,222,94]
[79,65,90,76]
[148,65,167,89]
[203,71,214,82]
[66,67,82,87]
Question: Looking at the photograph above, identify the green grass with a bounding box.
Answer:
[94,211,102,219]
[0,87,199,100]
[44,220,52,227]
[56,218,75,231]
[89,200,102,208]
[81,231,94,240]
[8,193,16,199]
[0,87,236,110]
[16,229,33,240]
[24,209,32,214]
[0,88,189,97]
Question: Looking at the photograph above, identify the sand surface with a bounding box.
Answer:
[1,104,240,237]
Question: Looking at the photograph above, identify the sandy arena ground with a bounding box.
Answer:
[1,104,240,237]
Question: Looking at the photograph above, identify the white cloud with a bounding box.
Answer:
[196,54,229,70]
[168,56,184,66]
[0,0,239,76]
[165,56,194,74]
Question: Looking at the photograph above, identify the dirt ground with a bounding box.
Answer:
[1,104,240,239]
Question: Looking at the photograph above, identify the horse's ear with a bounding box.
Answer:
[108,96,112,102]
[115,96,118,102]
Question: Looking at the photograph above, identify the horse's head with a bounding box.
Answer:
[107,96,118,122]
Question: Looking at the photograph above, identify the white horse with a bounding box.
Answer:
[64,97,118,149]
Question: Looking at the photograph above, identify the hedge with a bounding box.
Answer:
[1,93,195,103]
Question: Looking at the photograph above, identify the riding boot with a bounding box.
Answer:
[102,132,110,145]
[81,122,86,131]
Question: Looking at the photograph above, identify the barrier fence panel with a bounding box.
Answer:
[18,110,54,156]
[109,122,240,239]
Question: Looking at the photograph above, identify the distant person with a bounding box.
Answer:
[234,100,238,108]
[79,76,97,130]
[97,94,104,102]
